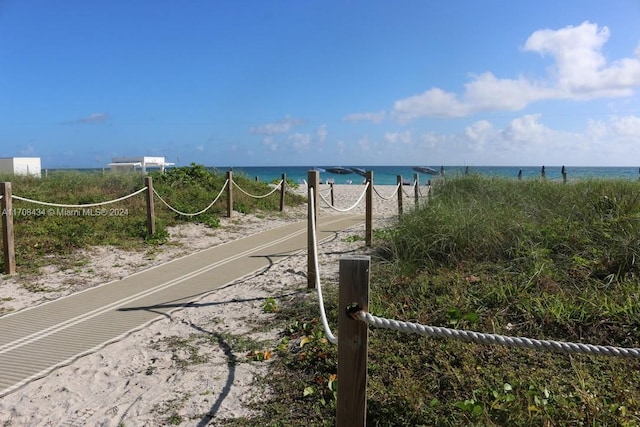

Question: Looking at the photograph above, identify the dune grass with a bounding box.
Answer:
[0,164,304,273]
[230,175,640,426]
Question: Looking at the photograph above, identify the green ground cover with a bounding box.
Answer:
[231,175,640,426]
[0,164,303,273]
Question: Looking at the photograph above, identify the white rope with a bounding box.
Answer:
[309,187,338,345]
[356,311,640,359]
[153,179,228,217]
[401,181,416,198]
[373,183,400,200]
[233,180,283,199]
[319,187,333,199]
[12,187,147,208]
[318,182,370,213]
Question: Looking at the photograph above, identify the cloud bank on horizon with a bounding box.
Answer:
[258,21,640,166]
[1,2,639,168]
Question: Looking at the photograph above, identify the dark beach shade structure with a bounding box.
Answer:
[412,166,438,175]
[349,167,367,177]
[326,167,353,175]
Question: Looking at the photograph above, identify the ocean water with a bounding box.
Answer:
[218,166,640,186]
[45,165,640,186]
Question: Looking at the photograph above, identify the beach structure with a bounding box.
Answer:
[0,157,42,177]
[412,166,438,175]
[326,166,352,175]
[108,156,174,174]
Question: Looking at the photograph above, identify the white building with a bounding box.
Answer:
[0,157,42,177]
[108,156,174,174]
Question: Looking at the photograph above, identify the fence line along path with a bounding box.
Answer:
[0,214,363,397]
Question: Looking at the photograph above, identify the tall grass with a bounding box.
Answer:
[231,175,640,426]
[0,164,304,272]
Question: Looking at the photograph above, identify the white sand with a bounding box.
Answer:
[0,184,421,426]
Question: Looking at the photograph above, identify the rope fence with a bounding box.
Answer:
[11,187,148,208]
[0,173,290,274]
[318,182,370,213]
[303,176,640,425]
[355,310,640,358]
[153,180,228,216]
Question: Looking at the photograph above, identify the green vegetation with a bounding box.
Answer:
[0,164,304,273]
[225,175,640,426]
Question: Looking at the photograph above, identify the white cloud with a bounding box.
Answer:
[316,124,328,143]
[357,136,370,153]
[343,111,386,123]
[262,136,278,151]
[63,112,110,125]
[501,114,551,143]
[288,133,311,152]
[250,115,304,135]
[384,131,413,145]
[523,21,640,98]
[393,88,469,120]
[389,21,640,121]
[610,115,640,137]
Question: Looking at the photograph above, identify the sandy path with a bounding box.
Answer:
[0,184,418,426]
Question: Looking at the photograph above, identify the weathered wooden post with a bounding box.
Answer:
[396,175,403,217]
[226,170,233,218]
[144,176,156,236]
[414,173,419,207]
[561,165,567,183]
[365,171,373,247]
[279,173,286,212]
[307,170,320,289]
[541,166,546,178]
[330,182,334,206]
[337,255,370,426]
[1,182,16,274]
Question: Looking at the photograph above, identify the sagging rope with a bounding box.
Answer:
[12,187,148,208]
[401,181,417,198]
[373,183,400,200]
[233,180,283,199]
[355,310,640,359]
[153,179,228,217]
[309,186,338,344]
[319,182,370,213]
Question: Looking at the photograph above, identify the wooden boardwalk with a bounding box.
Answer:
[0,214,363,397]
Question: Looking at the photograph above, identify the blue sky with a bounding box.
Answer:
[1,1,639,168]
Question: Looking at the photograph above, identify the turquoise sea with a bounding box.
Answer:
[217,166,640,186]
[48,165,640,186]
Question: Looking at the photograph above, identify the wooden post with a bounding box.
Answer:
[307,170,320,289]
[226,170,233,218]
[365,171,373,247]
[414,173,419,207]
[144,177,156,236]
[1,182,16,274]
[337,255,370,427]
[561,166,567,183]
[396,175,403,217]
[330,182,334,206]
[279,173,286,212]
[541,166,546,178]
